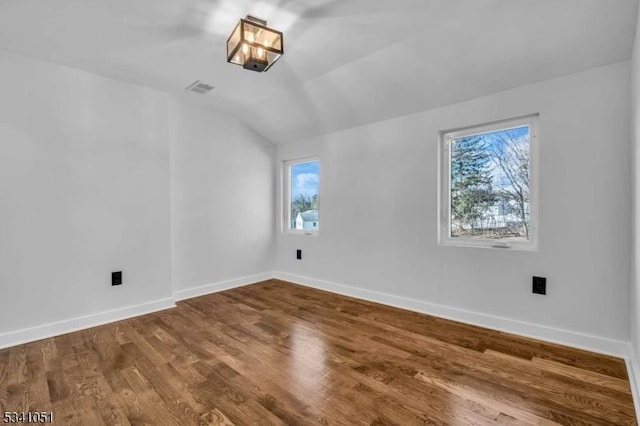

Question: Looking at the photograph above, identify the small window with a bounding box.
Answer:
[439,115,538,250]
[284,157,319,235]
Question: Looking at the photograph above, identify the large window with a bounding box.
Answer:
[284,157,319,234]
[439,115,538,250]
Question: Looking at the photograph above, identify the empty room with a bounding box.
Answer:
[2,0,640,424]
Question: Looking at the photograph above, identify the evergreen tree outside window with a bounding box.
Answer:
[439,115,539,250]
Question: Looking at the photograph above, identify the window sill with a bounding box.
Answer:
[439,238,537,252]
[285,230,319,237]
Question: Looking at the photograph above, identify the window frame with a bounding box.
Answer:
[438,114,539,251]
[283,156,320,236]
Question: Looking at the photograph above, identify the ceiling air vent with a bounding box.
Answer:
[186,80,214,95]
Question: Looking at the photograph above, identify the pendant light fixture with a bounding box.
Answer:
[226,15,284,72]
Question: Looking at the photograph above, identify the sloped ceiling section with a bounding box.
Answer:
[0,0,637,144]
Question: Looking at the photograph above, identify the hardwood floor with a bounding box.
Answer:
[0,279,636,425]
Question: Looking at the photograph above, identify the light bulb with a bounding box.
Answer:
[246,32,255,43]
[242,43,249,54]
[257,47,264,58]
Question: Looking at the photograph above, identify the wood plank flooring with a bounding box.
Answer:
[0,279,636,425]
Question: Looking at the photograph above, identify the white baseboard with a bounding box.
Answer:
[272,271,629,358]
[0,269,631,368]
[0,272,274,351]
[0,297,176,350]
[625,345,640,420]
[172,272,273,301]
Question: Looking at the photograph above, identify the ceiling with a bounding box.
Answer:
[0,0,637,144]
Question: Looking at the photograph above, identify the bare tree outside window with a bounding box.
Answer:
[447,122,533,244]
[490,129,530,239]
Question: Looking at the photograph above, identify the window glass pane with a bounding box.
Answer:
[290,161,319,230]
[450,125,530,241]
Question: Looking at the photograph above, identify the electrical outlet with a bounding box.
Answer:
[296,249,302,260]
[112,271,123,286]
[532,276,546,295]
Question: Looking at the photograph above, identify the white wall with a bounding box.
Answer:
[631,5,640,362]
[0,45,632,356]
[0,50,275,345]
[0,51,173,337]
[276,61,631,344]
[169,101,274,295]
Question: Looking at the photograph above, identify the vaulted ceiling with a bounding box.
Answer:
[0,0,637,144]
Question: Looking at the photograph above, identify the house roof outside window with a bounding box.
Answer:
[299,210,318,222]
